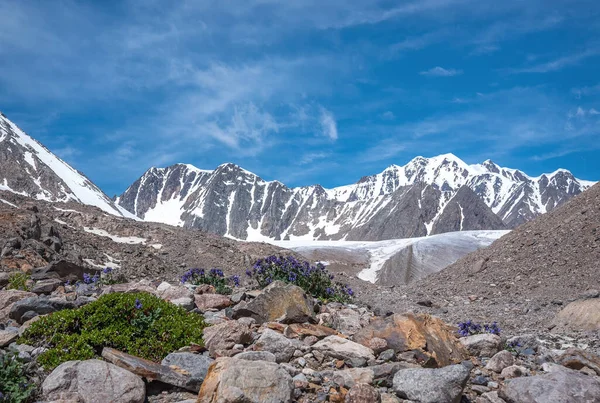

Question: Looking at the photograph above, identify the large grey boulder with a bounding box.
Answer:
[161,352,214,391]
[9,295,92,324]
[203,320,253,357]
[42,359,145,403]
[485,350,515,373]
[254,329,302,363]
[392,364,470,403]
[198,357,293,403]
[499,364,600,403]
[232,281,314,324]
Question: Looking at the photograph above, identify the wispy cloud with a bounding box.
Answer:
[419,66,463,77]
[508,48,600,74]
[319,108,339,141]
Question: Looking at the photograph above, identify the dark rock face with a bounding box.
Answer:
[117,155,593,241]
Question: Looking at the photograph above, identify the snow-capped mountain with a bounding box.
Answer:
[0,112,133,218]
[116,154,595,241]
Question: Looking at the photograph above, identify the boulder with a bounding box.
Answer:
[551,298,600,332]
[101,280,157,295]
[312,335,375,367]
[30,260,84,282]
[161,352,214,391]
[345,384,381,403]
[485,350,515,373]
[42,359,145,403]
[31,278,63,294]
[194,293,232,312]
[9,295,92,324]
[203,320,253,357]
[197,357,293,403]
[500,365,529,379]
[332,308,363,336]
[556,347,600,376]
[353,313,468,367]
[459,334,503,358]
[499,365,600,403]
[102,348,199,392]
[0,328,19,347]
[392,364,470,403]
[232,281,314,324]
[476,391,505,403]
[0,289,36,323]
[325,368,374,388]
[254,329,302,363]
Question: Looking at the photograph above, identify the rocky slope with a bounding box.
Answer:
[353,182,600,333]
[117,155,594,241]
[0,190,286,282]
[0,112,131,218]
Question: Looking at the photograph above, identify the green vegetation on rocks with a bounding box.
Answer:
[0,352,36,403]
[19,292,206,370]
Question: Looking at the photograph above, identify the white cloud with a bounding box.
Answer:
[319,108,338,140]
[419,66,463,77]
[381,111,396,120]
[590,108,600,115]
[509,48,600,74]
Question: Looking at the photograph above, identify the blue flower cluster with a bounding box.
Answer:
[248,255,354,303]
[83,272,100,284]
[457,320,501,337]
[180,268,238,294]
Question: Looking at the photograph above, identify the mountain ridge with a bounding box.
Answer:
[117,155,594,241]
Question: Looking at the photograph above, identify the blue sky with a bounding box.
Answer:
[1,0,599,196]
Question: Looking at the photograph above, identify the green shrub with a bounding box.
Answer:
[247,256,354,303]
[19,292,206,370]
[7,272,30,291]
[0,353,36,403]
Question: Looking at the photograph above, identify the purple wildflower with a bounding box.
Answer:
[135,299,143,310]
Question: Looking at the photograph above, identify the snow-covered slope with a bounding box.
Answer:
[0,112,133,218]
[118,154,595,241]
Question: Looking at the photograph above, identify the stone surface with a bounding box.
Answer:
[197,357,293,403]
[286,323,340,338]
[0,289,36,323]
[194,293,232,312]
[551,298,600,332]
[254,329,302,363]
[500,365,529,379]
[232,281,314,325]
[499,365,600,403]
[203,320,253,357]
[9,295,91,324]
[485,350,515,373]
[476,391,505,403]
[332,308,363,336]
[326,368,374,388]
[312,335,375,367]
[102,348,199,392]
[353,313,468,367]
[30,260,84,282]
[161,352,214,391]
[235,351,277,362]
[459,334,503,358]
[42,359,145,403]
[556,347,600,376]
[0,328,19,347]
[392,364,470,403]
[345,383,381,403]
[31,278,63,294]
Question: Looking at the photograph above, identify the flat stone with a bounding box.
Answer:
[0,289,36,323]
[312,335,375,367]
[232,281,314,325]
[102,348,198,392]
[331,308,362,336]
[161,352,214,391]
[9,295,92,324]
[500,365,529,379]
[194,293,232,312]
[198,357,293,403]
[31,278,63,295]
[0,328,19,347]
[476,391,505,403]
[392,364,470,403]
[287,323,340,338]
[30,260,84,282]
[353,313,468,367]
[42,359,145,403]
[460,334,503,358]
[499,365,600,403]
